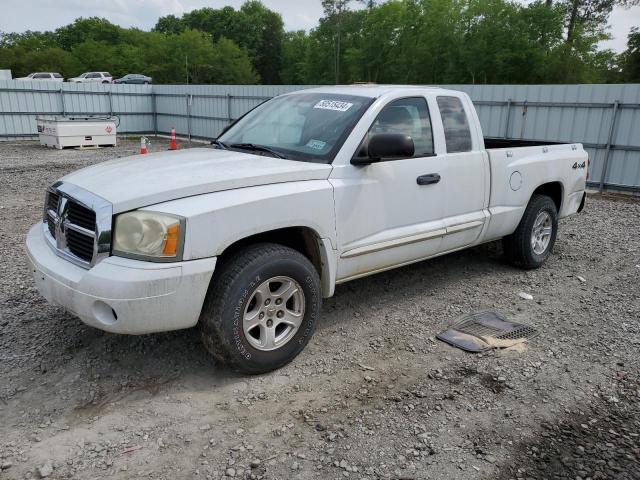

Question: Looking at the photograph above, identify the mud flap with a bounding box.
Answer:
[577,192,586,213]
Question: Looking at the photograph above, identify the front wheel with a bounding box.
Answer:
[503,194,558,269]
[200,243,321,374]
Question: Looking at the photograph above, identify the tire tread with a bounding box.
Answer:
[200,243,319,374]
[503,194,558,269]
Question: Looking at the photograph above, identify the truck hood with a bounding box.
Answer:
[62,148,333,213]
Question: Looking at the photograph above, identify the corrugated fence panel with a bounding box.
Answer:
[0,80,153,138]
[152,84,316,139]
[443,84,640,191]
[0,81,638,191]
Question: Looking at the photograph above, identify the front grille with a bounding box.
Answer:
[66,229,94,261]
[46,215,56,237]
[47,191,59,212]
[44,187,101,266]
[67,202,96,231]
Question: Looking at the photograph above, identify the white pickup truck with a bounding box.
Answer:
[26,86,587,373]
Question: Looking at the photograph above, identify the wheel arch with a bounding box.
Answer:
[531,181,563,213]
[215,226,336,298]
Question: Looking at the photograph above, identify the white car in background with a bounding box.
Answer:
[67,72,113,84]
[15,72,64,82]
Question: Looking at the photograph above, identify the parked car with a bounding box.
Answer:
[67,72,112,84]
[26,86,587,374]
[15,72,63,82]
[113,74,152,84]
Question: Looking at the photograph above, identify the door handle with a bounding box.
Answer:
[417,173,441,185]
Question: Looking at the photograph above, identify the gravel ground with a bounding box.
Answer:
[0,139,639,480]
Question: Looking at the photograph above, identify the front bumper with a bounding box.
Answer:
[26,224,217,334]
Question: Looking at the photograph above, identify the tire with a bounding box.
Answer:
[200,243,322,374]
[503,194,558,269]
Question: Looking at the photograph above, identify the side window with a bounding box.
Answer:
[34,73,49,79]
[368,97,434,157]
[437,96,472,153]
[53,73,63,78]
[88,73,100,79]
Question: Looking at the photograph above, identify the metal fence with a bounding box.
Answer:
[1,81,639,193]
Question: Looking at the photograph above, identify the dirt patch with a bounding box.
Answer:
[495,372,640,479]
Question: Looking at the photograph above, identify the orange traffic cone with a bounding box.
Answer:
[169,127,178,151]
[140,136,148,155]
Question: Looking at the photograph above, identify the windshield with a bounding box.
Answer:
[218,93,373,163]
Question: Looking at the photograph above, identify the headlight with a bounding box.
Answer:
[113,211,184,261]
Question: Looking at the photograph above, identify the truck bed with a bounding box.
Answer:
[482,138,587,243]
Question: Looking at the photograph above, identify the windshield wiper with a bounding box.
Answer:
[211,139,228,150]
[228,143,286,159]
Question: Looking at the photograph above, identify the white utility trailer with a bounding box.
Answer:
[37,116,117,149]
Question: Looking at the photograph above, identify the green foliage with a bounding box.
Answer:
[0,16,259,83]
[620,27,640,81]
[0,0,637,84]
[157,1,284,83]
[287,0,637,84]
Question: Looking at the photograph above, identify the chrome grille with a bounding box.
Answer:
[66,228,95,261]
[47,191,59,211]
[43,182,113,269]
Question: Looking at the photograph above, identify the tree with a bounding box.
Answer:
[156,2,285,83]
[55,17,123,50]
[153,15,184,35]
[322,0,353,83]
[281,31,311,84]
[619,27,640,81]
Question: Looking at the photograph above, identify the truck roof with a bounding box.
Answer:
[295,84,455,98]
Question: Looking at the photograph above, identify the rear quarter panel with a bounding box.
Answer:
[483,144,587,241]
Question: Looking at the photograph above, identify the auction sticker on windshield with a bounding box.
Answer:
[314,100,353,112]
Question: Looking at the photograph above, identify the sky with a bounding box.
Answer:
[1,0,638,52]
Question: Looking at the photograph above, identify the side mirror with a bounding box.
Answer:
[351,133,414,165]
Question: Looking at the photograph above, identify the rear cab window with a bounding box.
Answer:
[436,96,473,153]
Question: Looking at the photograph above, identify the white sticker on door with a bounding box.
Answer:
[313,100,353,112]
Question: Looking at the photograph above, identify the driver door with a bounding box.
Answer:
[330,96,448,282]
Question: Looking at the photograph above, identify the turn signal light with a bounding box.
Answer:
[163,224,180,256]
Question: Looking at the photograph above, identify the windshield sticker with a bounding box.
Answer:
[313,100,353,112]
[306,139,327,150]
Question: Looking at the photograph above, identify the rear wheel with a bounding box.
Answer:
[503,194,558,269]
[200,243,321,374]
